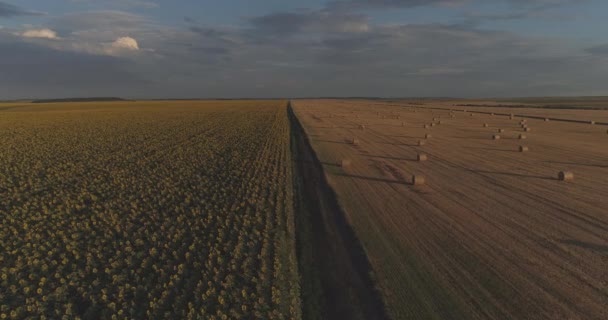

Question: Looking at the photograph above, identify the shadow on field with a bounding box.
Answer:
[289,103,390,320]
[365,155,416,162]
[559,239,608,254]
[313,139,351,145]
[334,173,410,185]
[545,161,608,169]
[465,146,518,152]
[452,136,506,140]
[469,169,555,180]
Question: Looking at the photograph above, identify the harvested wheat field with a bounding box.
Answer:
[291,99,608,320]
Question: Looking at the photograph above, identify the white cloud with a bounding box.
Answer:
[111,36,139,50]
[21,28,58,39]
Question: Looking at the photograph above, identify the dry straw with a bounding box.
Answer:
[340,159,352,167]
[412,175,426,186]
[558,171,574,181]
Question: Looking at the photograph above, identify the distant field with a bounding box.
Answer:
[0,101,301,319]
[292,100,608,319]
[499,96,608,108]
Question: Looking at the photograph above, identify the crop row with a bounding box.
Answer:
[0,101,300,320]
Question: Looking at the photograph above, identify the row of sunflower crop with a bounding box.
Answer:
[0,101,301,319]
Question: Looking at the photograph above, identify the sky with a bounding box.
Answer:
[1,0,608,99]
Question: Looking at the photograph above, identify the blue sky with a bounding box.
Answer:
[1,0,608,99]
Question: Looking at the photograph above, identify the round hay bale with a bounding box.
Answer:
[425,134,432,139]
[359,124,366,130]
[558,171,574,181]
[412,175,426,186]
[401,122,406,127]
[438,120,444,125]
[545,118,549,122]
[590,121,595,125]
[524,127,531,132]
[493,134,501,140]
[424,124,430,129]
[340,159,352,167]
[519,146,529,152]
[470,113,474,117]
[417,154,428,161]
[417,140,426,146]
[351,138,360,145]
[431,123,436,127]
[498,129,505,133]
[519,134,527,140]
[483,123,489,128]
[491,113,495,116]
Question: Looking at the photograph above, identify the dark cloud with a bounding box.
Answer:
[0,1,40,17]
[328,0,464,11]
[249,10,369,36]
[49,11,145,35]
[0,1,603,99]
[0,32,146,99]
[585,44,608,55]
[328,0,585,10]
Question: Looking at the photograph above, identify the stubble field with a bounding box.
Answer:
[292,99,608,320]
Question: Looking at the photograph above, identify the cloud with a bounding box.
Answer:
[50,10,146,36]
[21,28,58,39]
[69,0,159,9]
[585,44,608,56]
[327,0,467,11]
[0,31,145,99]
[250,10,369,36]
[0,2,605,99]
[111,36,139,50]
[0,1,41,17]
